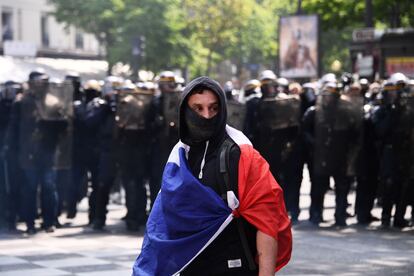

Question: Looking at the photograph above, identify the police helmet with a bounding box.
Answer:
[2,81,21,100]
[157,71,177,92]
[158,71,176,83]
[84,79,102,92]
[103,76,124,94]
[340,72,353,87]
[300,82,316,103]
[321,73,337,85]
[277,77,289,88]
[359,78,369,87]
[389,72,407,85]
[259,70,277,84]
[224,81,234,93]
[244,79,260,92]
[28,68,48,81]
[65,71,80,81]
[120,80,137,93]
[323,81,338,94]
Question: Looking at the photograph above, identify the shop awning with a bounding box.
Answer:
[0,56,108,83]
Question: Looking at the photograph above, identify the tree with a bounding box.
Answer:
[301,0,414,73]
[49,0,126,73]
[49,0,192,76]
[180,0,252,76]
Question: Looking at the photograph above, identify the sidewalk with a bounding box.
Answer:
[0,168,413,275]
[0,201,140,276]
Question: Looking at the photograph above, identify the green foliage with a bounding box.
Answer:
[302,0,413,74]
[50,0,291,79]
[49,0,413,79]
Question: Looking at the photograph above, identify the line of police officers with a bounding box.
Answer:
[0,69,183,234]
[0,68,413,234]
[234,70,414,228]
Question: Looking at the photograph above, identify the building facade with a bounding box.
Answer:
[0,0,103,58]
[0,0,107,82]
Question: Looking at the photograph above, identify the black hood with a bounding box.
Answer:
[179,76,227,146]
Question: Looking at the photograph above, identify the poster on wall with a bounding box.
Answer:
[279,15,319,79]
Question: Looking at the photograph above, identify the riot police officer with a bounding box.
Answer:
[116,83,153,230]
[0,81,21,230]
[277,77,289,94]
[300,83,317,116]
[302,80,361,226]
[347,81,379,225]
[5,69,72,233]
[53,73,79,223]
[87,76,122,230]
[254,70,303,221]
[149,71,181,207]
[67,80,102,221]
[224,81,246,131]
[372,75,412,228]
[242,79,261,145]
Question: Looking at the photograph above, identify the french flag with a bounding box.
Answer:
[132,126,292,276]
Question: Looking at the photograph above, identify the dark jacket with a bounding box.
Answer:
[6,92,67,169]
[179,77,257,275]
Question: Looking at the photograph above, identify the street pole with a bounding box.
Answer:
[297,0,302,15]
[365,0,373,27]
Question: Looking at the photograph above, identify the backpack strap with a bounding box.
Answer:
[218,138,257,271]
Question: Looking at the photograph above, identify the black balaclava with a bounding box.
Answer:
[179,77,227,147]
[184,107,220,144]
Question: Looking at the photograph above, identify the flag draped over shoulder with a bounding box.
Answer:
[132,126,292,276]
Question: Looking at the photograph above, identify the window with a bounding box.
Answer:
[2,10,13,41]
[41,14,49,47]
[75,29,84,49]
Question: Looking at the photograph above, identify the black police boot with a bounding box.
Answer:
[393,219,409,228]
[92,219,105,230]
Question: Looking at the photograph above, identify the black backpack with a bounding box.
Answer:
[218,137,257,271]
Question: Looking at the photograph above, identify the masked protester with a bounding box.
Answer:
[133,76,292,275]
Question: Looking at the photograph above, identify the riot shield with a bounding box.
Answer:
[407,96,414,178]
[341,94,364,130]
[340,95,364,176]
[35,81,74,121]
[54,120,73,169]
[313,93,342,175]
[0,83,17,100]
[226,100,246,130]
[313,93,362,175]
[116,92,153,130]
[259,94,301,130]
[398,95,414,177]
[163,91,181,129]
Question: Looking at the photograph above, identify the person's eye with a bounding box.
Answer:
[192,106,202,112]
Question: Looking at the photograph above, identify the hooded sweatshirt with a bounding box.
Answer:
[178,77,258,275]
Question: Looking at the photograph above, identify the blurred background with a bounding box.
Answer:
[0,0,412,84]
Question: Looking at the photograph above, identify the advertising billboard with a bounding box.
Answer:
[279,15,319,79]
[386,57,414,78]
